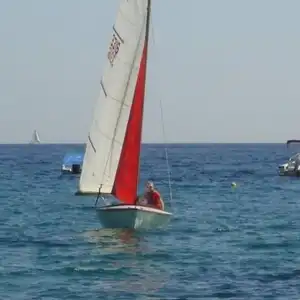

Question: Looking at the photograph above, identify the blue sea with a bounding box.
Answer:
[1,143,300,299]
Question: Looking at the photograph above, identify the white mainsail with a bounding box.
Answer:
[78,0,149,194]
[30,130,41,144]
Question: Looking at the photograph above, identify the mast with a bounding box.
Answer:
[144,0,151,76]
[136,0,151,184]
[145,0,151,57]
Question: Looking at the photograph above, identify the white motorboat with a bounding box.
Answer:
[278,140,300,176]
[278,153,300,176]
[61,153,83,174]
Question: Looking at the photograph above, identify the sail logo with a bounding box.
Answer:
[108,33,121,66]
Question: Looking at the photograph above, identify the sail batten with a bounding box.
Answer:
[78,0,149,195]
[100,81,107,97]
[113,26,124,44]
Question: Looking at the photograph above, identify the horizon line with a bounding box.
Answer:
[0,141,289,145]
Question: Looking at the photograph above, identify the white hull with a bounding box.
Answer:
[61,165,81,175]
[61,169,81,175]
[278,153,300,176]
[278,163,300,176]
[96,204,172,230]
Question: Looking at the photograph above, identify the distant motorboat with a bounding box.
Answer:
[61,153,83,174]
[30,130,41,144]
[278,153,300,176]
[278,140,300,176]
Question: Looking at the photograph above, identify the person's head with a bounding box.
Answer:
[145,181,154,192]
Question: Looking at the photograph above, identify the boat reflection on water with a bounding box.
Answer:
[82,228,169,296]
[83,228,144,254]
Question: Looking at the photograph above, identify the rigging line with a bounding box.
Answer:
[159,93,173,205]
[94,184,103,207]
[149,13,173,206]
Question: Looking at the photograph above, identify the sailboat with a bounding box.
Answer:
[30,130,41,144]
[76,0,172,229]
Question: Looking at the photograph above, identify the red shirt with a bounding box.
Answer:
[147,190,162,210]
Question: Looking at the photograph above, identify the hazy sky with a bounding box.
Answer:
[1,0,300,143]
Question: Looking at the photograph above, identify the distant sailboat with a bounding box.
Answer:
[30,130,41,144]
[76,0,172,229]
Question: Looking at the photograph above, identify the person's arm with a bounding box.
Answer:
[153,192,163,210]
[159,197,165,210]
[135,194,147,205]
[134,196,139,205]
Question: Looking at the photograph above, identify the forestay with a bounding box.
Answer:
[78,0,149,197]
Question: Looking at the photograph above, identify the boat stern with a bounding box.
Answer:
[278,161,300,176]
[278,163,288,175]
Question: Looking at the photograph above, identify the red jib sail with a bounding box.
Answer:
[112,41,148,204]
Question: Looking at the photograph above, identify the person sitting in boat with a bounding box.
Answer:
[135,181,164,210]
